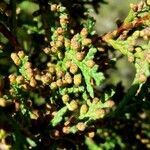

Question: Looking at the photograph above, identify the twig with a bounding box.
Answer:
[38,0,51,42]
[10,0,17,33]
[0,22,22,51]
[102,14,150,42]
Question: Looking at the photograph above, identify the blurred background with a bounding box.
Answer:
[90,0,140,91]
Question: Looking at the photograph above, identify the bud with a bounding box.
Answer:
[57,35,64,42]
[71,41,81,51]
[35,74,41,80]
[62,94,69,103]
[62,78,67,85]
[87,131,95,138]
[50,82,57,90]
[65,73,72,84]
[92,97,99,104]
[94,109,105,119]
[18,51,25,59]
[56,79,63,87]
[0,98,6,107]
[41,75,51,84]
[16,75,24,84]
[60,18,68,26]
[128,55,134,62]
[86,60,95,68]
[49,41,54,47]
[130,4,138,12]
[30,78,37,87]
[21,84,28,90]
[56,27,64,35]
[64,39,71,48]
[80,28,88,37]
[11,53,21,66]
[65,60,72,68]
[80,104,88,114]
[9,74,16,83]
[48,66,55,74]
[50,130,60,139]
[82,38,92,46]
[74,74,82,86]
[69,63,78,74]
[50,4,57,11]
[43,47,51,54]
[137,1,144,12]
[0,98,11,107]
[76,52,84,61]
[147,0,150,5]
[56,40,63,48]
[69,100,78,111]
[76,122,86,131]
[105,100,115,107]
[56,70,64,78]
[62,126,70,134]
[51,46,58,53]
[26,68,33,79]
[24,62,32,69]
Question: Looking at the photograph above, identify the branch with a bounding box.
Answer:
[0,22,22,51]
[102,14,150,42]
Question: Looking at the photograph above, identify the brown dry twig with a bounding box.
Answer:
[102,14,150,42]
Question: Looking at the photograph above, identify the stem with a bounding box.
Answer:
[10,0,17,34]
[38,0,51,42]
[0,22,22,51]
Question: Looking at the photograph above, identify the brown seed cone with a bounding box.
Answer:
[56,79,63,87]
[80,28,88,37]
[87,131,95,138]
[41,75,51,84]
[76,122,86,131]
[82,38,92,46]
[73,74,82,86]
[9,74,16,83]
[16,75,24,84]
[43,47,51,54]
[24,62,32,69]
[62,94,69,103]
[69,100,78,111]
[69,63,78,74]
[56,27,64,35]
[11,53,21,66]
[64,39,71,48]
[18,51,25,59]
[94,109,105,119]
[50,4,57,11]
[50,82,57,90]
[62,126,70,134]
[56,41,63,48]
[65,73,72,84]
[86,60,95,68]
[30,78,37,87]
[80,104,88,114]
[76,52,84,61]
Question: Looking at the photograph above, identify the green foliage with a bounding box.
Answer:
[51,106,68,127]
[0,0,150,149]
